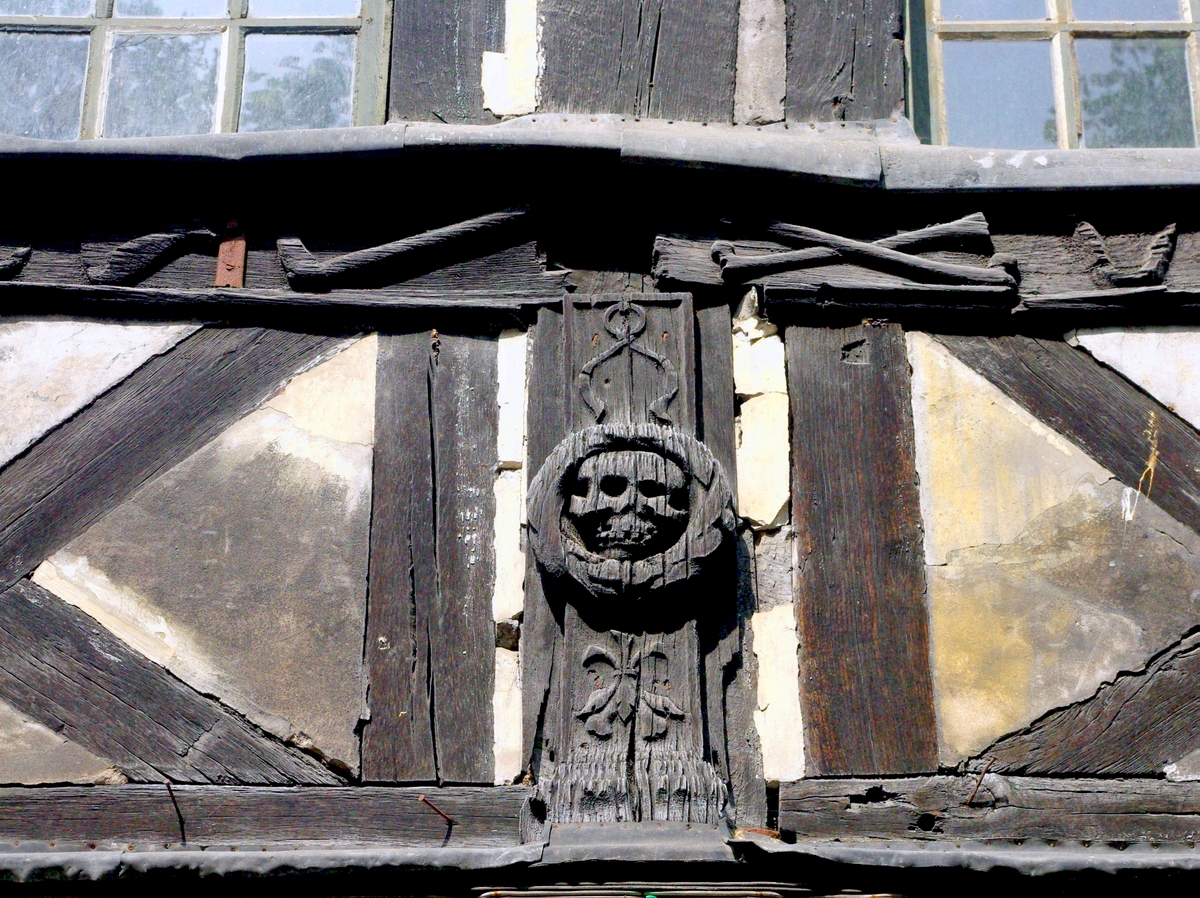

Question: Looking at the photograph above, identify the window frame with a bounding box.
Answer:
[917,0,1200,149]
[0,0,392,139]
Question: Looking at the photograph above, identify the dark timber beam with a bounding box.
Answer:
[781,775,1200,843]
[0,784,528,847]
[539,0,738,122]
[786,0,904,121]
[0,327,338,591]
[935,334,1200,540]
[980,630,1200,775]
[363,331,498,785]
[786,322,938,775]
[0,580,341,785]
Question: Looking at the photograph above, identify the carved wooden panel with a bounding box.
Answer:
[524,294,740,824]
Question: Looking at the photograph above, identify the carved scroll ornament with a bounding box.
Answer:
[527,422,736,599]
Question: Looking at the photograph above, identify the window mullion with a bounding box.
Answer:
[220,21,245,132]
[1051,29,1079,148]
[354,0,392,126]
[78,19,108,139]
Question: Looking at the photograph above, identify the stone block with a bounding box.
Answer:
[33,337,376,775]
[1074,326,1200,430]
[493,647,522,784]
[496,328,527,467]
[733,331,787,398]
[734,0,786,125]
[493,467,525,621]
[736,392,790,530]
[0,697,122,785]
[0,320,196,468]
[751,602,804,781]
[753,525,793,609]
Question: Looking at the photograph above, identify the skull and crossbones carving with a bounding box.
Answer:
[567,450,690,561]
[527,423,736,599]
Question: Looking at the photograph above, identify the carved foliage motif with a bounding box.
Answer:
[578,633,685,741]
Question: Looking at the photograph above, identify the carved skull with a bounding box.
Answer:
[567,450,690,560]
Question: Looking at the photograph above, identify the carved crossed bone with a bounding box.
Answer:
[711,212,1018,288]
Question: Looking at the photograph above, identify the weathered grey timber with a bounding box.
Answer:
[0,784,528,847]
[363,333,439,783]
[979,630,1200,775]
[363,331,498,784]
[276,210,528,290]
[785,0,904,121]
[82,230,218,286]
[430,332,499,782]
[935,335,1200,541]
[389,0,502,123]
[0,246,30,279]
[780,776,1200,842]
[0,580,341,785]
[525,294,744,824]
[786,323,938,776]
[538,0,738,121]
[0,327,337,591]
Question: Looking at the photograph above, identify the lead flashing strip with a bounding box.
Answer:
[4,115,1196,191]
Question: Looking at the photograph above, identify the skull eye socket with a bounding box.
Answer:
[571,476,591,498]
[600,474,629,497]
[637,479,667,498]
[669,486,689,511]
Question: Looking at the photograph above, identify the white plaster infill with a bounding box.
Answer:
[750,602,805,782]
[481,0,539,116]
[492,328,527,784]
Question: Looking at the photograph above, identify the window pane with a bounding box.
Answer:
[248,0,360,15]
[103,32,222,137]
[113,0,227,15]
[939,0,1047,20]
[0,32,88,139]
[1072,0,1181,20]
[942,40,1057,148]
[239,33,355,131]
[1077,38,1194,148]
[0,0,93,12]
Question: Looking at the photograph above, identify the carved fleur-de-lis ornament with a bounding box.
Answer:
[576,633,686,740]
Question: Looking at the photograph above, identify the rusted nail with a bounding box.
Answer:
[419,794,455,825]
[966,757,995,806]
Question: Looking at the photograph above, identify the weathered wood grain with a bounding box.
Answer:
[786,323,937,776]
[0,579,341,785]
[695,299,738,491]
[0,245,30,279]
[363,333,440,783]
[935,335,1200,541]
[0,327,336,591]
[781,775,1200,842]
[390,0,502,123]
[0,785,528,848]
[364,331,499,784]
[539,0,738,121]
[430,332,499,783]
[523,306,567,778]
[82,229,217,285]
[277,211,528,290]
[695,297,766,826]
[785,0,904,121]
[980,631,1200,775]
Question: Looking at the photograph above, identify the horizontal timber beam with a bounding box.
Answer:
[781,776,1200,843]
[0,784,529,848]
